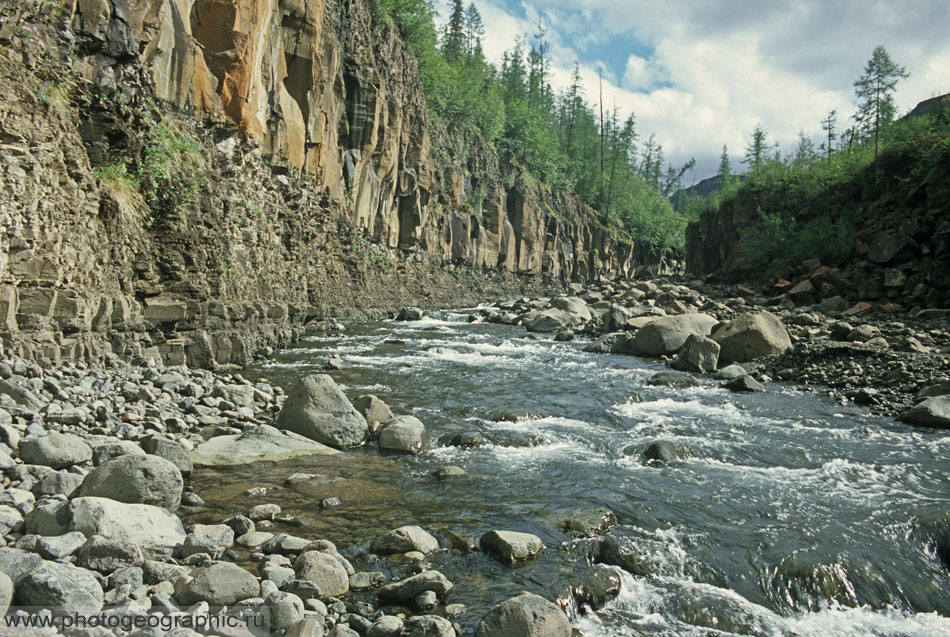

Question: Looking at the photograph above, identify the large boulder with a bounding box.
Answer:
[475,593,571,637]
[275,375,369,449]
[18,432,92,469]
[14,561,104,613]
[377,416,430,454]
[293,551,349,598]
[141,437,193,475]
[630,314,718,357]
[176,562,260,606]
[0,572,11,616]
[27,497,186,558]
[75,454,183,511]
[900,397,950,428]
[550,297,592,322]
[525,309,578,333]
[583,333,632,354]
[192,425,337,466]
[711,312,792,364]
[672,334,720,373]
[479,530,544,564]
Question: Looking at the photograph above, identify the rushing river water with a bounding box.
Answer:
[191,309,950,636]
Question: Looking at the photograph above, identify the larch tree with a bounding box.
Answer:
[820,109,837,160]
[853,45,909,158]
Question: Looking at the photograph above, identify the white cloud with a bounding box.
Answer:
[471,0,950,180]
[622,54,666,91]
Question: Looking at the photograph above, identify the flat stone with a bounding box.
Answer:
[78,535,145,573]
[36,531,87,560]
[192,424,338,466]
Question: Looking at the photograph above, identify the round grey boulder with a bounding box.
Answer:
[711,312,792,364]
[75,454,183,511]
[275,375,369,449]
[377,571,454,601]
[378,416,430,454]
[293,550,349,598]
[630,314,718,358]
[176,562,260,606]
[475,592,571,637]
[18,432,92,469]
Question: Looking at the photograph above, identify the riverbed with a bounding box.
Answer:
[192,309,950,636]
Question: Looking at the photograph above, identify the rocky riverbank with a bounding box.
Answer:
[0,277,948,635]
[0,347,592,636]
[476,277,950,425]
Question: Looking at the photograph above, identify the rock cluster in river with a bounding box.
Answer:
[0,352,588,634]
[477,276,950,422]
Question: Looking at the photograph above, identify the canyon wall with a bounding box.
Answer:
[0,0,635,367]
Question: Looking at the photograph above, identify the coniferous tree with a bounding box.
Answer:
[743,124,768,176]
[793,130,816,169]
[820,109,837,160]
[442,0,466,63]
[853,45,908,157]
[718,144,732,181]
[463,3,484,62]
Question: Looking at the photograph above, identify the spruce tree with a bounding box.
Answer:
[443,0,466,63]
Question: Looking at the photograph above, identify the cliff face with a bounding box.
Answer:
[0,0,635,366]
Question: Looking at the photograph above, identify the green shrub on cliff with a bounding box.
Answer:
[135,120,204,227]
[724,107,949,274]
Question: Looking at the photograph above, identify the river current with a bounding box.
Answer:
[192,309,950,636]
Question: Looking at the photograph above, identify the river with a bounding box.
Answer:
[191,309,950,636]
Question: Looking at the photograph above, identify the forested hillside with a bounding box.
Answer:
[374,0,696,252]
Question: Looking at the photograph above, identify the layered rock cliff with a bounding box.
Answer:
[0,0,635,366]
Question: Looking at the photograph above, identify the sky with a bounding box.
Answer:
[450,0,950,182]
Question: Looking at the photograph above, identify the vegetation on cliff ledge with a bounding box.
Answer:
[685,46,950,275]
[372,0,695,252]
